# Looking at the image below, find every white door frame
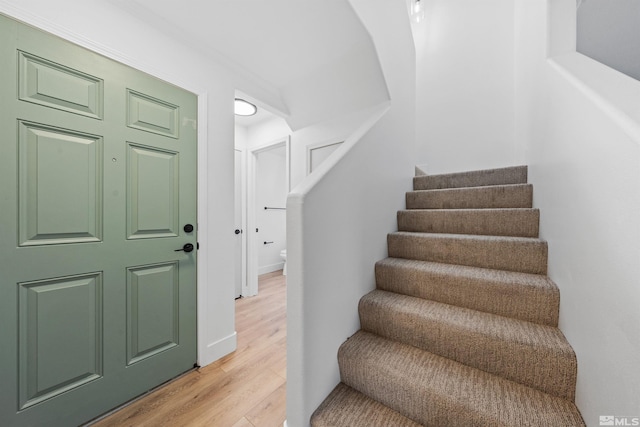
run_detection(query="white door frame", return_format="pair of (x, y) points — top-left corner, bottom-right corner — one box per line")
(234, 148), (247, 298)
(246, 136), (290, 296)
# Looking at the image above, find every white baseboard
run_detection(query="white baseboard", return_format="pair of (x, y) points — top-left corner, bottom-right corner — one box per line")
(258, 262), (284, 275)
(198, 331), (237, 367)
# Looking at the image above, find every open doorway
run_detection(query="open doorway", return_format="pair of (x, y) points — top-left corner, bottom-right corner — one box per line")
(245, 137), (290, 296)
(234, 93), (291, 297)
(255, 144), (288, 276)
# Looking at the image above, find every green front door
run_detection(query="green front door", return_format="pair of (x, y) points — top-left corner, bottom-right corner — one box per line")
(0, 15), (198, 426)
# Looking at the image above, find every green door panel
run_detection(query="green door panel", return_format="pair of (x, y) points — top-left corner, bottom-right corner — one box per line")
(18, 121), (104, 246)
(127, 262), (180, 365)
(127, 143), (180, 239)
(127, 89), (180, 138)
(18, 50), (105, 119)
(0, 13), (197, 427)
(19, 273), (104, 411)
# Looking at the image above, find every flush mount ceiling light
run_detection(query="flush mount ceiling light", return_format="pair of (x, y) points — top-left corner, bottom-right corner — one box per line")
(234, 98), (257, 116)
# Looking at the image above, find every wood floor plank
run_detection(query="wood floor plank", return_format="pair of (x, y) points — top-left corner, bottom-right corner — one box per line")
(271, 341), (288, 380)
(231, 417), (255, 427)
(246, 383), (287, 427)
(91, 272), (287, 427)
(219, 332), (287, 374)
(172, 367), (284, 426)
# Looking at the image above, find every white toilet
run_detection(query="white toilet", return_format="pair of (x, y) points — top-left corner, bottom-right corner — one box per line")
(280, 249), (287, 276)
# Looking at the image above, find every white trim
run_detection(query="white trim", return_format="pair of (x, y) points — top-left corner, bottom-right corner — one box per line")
(258, 262), (285, 276)
(234, 148), (248, 298)
(196, 93), (210, 366)
(201, 332), (238, 366)
(0, 4), (213, 366)
(549, 54), (640, 143)
(306, 139), (344, 175)
(246, 136), (291, 296)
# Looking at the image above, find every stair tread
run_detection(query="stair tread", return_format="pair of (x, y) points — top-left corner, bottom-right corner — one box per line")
(339, 331), (585, 427)
(311, 383), (422, 427)
(397, 208), (539, 237)
(414, 165), (528, 191)
(361, 289), (571, 352)
(375, 257), (559, 325)
(410, 182), (532, 193)
(376, 257), (554, 287)
(388, 232), (548, 275)
(389, 229), (546, 244)
(407, 183), (533, 209)
(391, 230), (544, 242)
(401, 207), (536, 211)
(360, 289), (576, 399)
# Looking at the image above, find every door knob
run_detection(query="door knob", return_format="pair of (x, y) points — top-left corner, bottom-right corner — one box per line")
(235, 229), (241, 235)
(175, 243), (194, 253)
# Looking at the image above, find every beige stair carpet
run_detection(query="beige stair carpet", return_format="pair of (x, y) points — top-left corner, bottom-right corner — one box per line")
(311, 166), (585, 426)
(375, 258), (560, 326)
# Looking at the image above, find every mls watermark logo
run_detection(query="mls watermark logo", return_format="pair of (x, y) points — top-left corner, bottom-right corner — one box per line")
(601, 416), (615, 426)
(600, 415), (640, 426)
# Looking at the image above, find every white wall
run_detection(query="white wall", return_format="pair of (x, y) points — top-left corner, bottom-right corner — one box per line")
(515, 0), (640, 424)
(0, 0), (240, 366)
(413, 0), (517, 174)
(256, 146), (287, 274)
(577, 0), (640, 81)
(245, 108), (381, 191)
(283, 39), (390, 130)
(246, 117), (291, 149)
(288, 105), (390, 190)
(286, 0), (416, 425)
(235, 124), (249, 150)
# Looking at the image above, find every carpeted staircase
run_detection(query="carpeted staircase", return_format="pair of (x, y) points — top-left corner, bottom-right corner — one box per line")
(311, 166), (585, 426)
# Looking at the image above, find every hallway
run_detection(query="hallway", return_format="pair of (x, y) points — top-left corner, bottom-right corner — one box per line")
(91, 272), (287, 426)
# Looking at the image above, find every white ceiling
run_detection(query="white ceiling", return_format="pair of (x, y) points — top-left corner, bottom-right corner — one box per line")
(110, 0), (388, 130)
(125, 0), (371, 88)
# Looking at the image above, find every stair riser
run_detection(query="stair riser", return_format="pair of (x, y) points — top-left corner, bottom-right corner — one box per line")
(375, 260), (559, 326)
(338, 332), (585, 427)
(388, 233), (548, 275)
(406, 184), (533, 209)
(414, 166), (528, 191)
(339, 335), (482, 426)
(397, 209), (539, 237)
(311, 384), (422, 427)
(359, 292), (577, 400)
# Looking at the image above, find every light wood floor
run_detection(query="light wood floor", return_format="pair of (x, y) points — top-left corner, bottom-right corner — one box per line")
(92, 271), (287, 427)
